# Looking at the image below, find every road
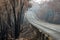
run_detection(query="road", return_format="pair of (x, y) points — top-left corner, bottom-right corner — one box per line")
(25, 1), (60, 40)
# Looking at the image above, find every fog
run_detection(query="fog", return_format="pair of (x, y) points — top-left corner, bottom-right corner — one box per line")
(27, 0), (60, 24)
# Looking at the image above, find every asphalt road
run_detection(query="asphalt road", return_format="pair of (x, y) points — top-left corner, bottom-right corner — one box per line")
(25, 1), (60, 40)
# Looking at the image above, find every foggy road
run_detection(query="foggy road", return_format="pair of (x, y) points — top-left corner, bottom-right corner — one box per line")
(25, 0), (60, 40)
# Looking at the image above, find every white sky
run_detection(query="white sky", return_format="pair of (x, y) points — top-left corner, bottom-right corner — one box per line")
(33, 0), (50, 4)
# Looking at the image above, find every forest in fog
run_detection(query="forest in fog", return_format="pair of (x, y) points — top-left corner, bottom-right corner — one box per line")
(0, 0), (60, 40)
(36, 0), (60, 24)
